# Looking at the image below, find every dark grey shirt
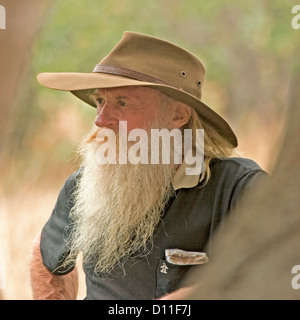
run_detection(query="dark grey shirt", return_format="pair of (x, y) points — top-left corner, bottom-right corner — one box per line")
(40, 157), (267, 299)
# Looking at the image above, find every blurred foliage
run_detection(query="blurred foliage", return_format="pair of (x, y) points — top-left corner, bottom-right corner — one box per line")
(4, 0), (299, 189)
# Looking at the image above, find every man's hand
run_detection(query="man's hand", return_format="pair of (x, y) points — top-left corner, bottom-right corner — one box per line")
(29, 232), (78, 300)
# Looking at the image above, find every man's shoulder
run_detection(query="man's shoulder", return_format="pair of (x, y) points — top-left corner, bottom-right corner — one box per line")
(212, 157), (264, 173)
(64, 167), (82, 185)
(60, 167), (82, 198)
(209, 157), (267, 184)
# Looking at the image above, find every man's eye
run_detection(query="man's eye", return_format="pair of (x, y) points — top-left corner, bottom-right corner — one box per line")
(118, 100), (126, 107)
(96, 98), (105, 105)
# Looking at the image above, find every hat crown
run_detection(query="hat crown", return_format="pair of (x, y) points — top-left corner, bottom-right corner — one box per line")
(99, 32), (206, 99)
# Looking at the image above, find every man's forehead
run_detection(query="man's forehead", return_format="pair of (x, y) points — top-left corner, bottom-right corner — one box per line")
(94, 86), (161, 99)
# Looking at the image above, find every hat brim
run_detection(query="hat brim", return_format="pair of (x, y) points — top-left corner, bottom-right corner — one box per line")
(37, 72), (238, 147)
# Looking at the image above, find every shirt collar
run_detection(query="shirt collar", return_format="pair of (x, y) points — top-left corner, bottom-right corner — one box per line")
(172, 160), (201, 190)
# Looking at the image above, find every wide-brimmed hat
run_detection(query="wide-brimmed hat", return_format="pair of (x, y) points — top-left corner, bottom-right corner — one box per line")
(37, 31), (238, 147)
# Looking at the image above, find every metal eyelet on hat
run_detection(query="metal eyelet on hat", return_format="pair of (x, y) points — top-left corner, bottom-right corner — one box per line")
(181, 71), (186, 77)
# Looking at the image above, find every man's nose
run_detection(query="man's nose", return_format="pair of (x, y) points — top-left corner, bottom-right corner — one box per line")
(94, 104), (118, 129)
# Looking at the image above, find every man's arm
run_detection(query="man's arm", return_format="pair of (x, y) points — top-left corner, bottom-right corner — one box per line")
(29, 232), (78, 300)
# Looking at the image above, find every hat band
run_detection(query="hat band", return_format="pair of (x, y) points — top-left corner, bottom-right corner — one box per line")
(93, 64), (176, 88)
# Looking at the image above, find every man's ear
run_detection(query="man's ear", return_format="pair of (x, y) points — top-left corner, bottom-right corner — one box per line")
(171, 102), (191, 128)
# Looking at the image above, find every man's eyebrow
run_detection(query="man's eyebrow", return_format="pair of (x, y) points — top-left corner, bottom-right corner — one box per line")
(91, 91), (133, 100)
(90, 90), (101, 101)
(115, 95), (132, 100)
(92, 90), (103, 97)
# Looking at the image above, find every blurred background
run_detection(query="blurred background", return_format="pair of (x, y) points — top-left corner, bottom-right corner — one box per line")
(0, 0), (298, 299)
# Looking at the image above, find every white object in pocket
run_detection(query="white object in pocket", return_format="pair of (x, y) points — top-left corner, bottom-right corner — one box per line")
(165, 248), (209, 266)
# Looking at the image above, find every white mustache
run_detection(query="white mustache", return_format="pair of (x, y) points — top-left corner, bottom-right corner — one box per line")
(93, 121), (205, 176)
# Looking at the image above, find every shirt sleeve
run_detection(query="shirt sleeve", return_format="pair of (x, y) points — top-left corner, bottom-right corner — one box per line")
(40, 170), (80, 275)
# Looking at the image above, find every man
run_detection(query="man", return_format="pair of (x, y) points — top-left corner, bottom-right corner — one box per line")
(30, 31), (267, 300)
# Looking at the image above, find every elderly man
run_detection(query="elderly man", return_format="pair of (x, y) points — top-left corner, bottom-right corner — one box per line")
(30, 32), (267, 300)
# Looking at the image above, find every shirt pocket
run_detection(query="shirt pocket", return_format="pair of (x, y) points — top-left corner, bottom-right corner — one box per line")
(155, 259), (190, 298)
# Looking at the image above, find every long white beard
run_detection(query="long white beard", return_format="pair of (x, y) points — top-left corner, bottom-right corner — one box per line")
(65, 128), (177, 275)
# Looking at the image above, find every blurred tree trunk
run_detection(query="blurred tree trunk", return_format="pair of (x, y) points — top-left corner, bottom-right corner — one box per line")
(0, 0), (50, 166)
(0, 0), (51, 300)
(186, 55), (300, 299)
